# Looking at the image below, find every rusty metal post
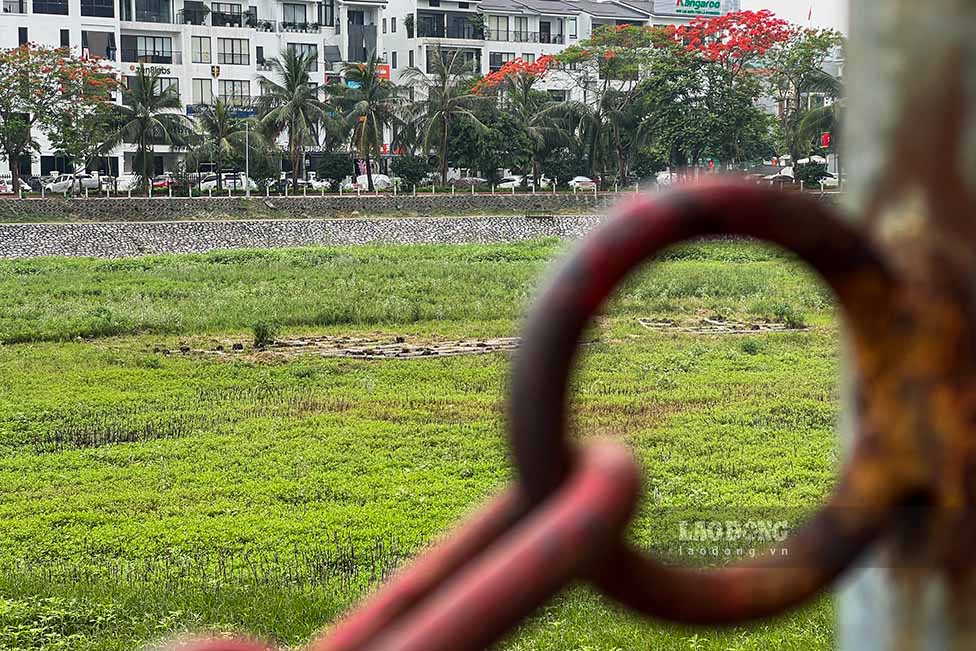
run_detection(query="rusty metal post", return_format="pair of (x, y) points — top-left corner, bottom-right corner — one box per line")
(840, 2), (976, 648)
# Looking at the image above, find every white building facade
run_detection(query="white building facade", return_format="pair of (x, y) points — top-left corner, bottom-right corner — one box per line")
(0, 0), (736, 178)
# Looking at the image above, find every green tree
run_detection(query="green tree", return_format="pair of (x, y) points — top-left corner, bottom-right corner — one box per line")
(390, 155), (430, 188)
(556, 26), (670, 181)
(102, 65), (192, 191)
(0, 43), (116, 192)
(316, 151), (352, 190)
(762, 28), (844, 162)
(187, 99), (247, 191)
(400, 46), (485, 184)
(341, 52), (400, 192)
(257, 47), (329, 190)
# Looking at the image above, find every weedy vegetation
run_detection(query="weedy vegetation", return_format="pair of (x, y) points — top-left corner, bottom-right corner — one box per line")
(0, 239), (841, 650)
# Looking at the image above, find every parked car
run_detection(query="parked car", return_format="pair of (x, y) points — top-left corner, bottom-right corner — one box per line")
(113, 174), (141, 192)
(151, 174), (175, 189)
(45, 174), (81, 193)
(453, 176), (487, 188)
(497, 176), (524, 190)
(356, 174), (393, 190)
(198, 173), (257, 192)
(568, 176), (597, 191)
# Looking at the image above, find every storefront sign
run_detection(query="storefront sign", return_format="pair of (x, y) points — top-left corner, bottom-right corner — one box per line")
(655, 0), (724, 17)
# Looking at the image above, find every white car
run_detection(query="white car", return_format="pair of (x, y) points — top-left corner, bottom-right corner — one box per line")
(497, 176), (524, 190)
(45, 174), (80, 193)
(198, 173), (257, 191)
(568, 176), (597, 191)
(356, 174), (393, 190)
(113, 174), (140, 192)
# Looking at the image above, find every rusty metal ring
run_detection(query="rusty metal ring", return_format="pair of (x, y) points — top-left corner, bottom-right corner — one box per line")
(509, 181), (921, 624)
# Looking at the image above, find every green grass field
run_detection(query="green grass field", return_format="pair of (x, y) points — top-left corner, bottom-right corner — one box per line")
(0, 240), (841, 650)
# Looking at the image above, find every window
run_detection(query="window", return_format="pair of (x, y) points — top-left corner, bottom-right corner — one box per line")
(18, 27), (27, 45)
(487, 15), (508, 40)
(211, 2), (244, 26)
(321, 0), (334, 26)
(287, 42), (317, 70)
(391, 16), (396, 32)
(124, 75), (178, 101)
(281, 2), (306, 23)
(82, 31), (116, 59)
(157, 77), (179, 98)
(191, 36), (211, 64)
(428, 0), (439, 6)
(255, 45), (264, 64)
(60, 29), (69, 47)
(489, 51), (513, 72)
(219, 79), (250, 106)
(81, 0), (113, 17)
(34, 0), (67, 14)
(568, 17), (577, 39)
(547, 89), (567, 102)
(217, 38), (249, 65)
(458, 1), (468, 6)
(391, 50), (397, 69)
(523, 53), (534, 63)
(514, 15), (528, 39)
(382, 17), (386, 33)
(192, 78), (213, 105)
(382, 50), (387, 62)
(408, 49), (414, 68)
(122, 35), (173, 63)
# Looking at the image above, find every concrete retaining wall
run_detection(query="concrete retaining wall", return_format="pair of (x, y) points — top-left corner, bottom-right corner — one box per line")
(0, 215), (608, 259)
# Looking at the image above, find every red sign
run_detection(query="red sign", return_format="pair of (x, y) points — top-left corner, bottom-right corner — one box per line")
(821, 132), (832, 148)
(376, 64), (391, 80)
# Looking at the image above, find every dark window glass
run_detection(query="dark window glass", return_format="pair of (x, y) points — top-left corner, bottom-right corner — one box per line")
(18, 27), (27, 45)
(60, 29), (69, 47)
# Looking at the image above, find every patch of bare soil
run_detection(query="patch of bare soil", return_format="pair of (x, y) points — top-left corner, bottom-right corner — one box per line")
(637, 317), (808, 335)
(162, 335), (522, 360)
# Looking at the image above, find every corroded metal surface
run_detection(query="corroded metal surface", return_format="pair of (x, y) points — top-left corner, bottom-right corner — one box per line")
(840, 1), (976, 648)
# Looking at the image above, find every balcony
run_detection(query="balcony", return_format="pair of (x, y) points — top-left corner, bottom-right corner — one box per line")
(186, 97), (259, 116)
(212, 9), (245, 26)
(176, 7), (207, 23)
(121, 49), (182, 64)
(279, 20), (321, 33)
(485, 30), (563, 44)
(127, 9), (173, 22)
(418, 24), (483, 39)
(2, 0), (27, 12)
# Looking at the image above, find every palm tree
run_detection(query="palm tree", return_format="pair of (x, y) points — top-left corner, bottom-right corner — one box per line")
(797, 71), (844, 184)
(341, 52), (400, 192)
(256, 47), (329, 190)
(504, 71), (568, 187)
(400, 46), (485, 184)
(102, 65), (192, 190)
(189, 99), (247, 191)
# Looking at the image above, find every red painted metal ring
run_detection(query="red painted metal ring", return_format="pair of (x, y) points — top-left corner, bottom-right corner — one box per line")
(508, 181), (918, 623)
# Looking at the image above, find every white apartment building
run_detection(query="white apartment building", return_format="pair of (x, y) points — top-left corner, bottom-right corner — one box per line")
(0, 0), (736, 178)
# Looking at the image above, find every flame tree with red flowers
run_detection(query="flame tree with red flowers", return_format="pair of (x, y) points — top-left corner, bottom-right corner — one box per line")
(472, 55), (564, 186)
(0, 43), (117, 193)
(673, 9), (793, 77)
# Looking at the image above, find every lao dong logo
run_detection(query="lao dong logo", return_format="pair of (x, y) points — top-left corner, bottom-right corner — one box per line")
(674, 0), (722, 15)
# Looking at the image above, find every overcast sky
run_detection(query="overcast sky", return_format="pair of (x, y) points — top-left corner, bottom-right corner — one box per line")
(741, 0), (848, 33)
